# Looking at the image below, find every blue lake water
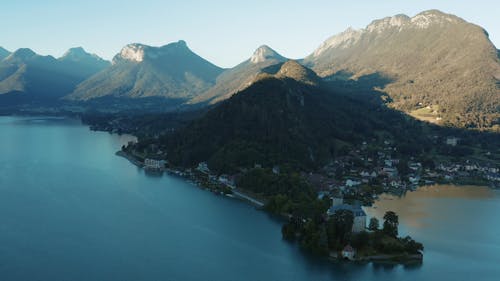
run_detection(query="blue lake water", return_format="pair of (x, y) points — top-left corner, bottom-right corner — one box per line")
(0, 116), (499, 281)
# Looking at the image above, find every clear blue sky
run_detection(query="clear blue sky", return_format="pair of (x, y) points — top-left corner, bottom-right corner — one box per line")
(1, 0), (498, 68)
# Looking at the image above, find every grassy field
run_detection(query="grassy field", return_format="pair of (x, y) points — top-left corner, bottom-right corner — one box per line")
(409, 105), (442, 124)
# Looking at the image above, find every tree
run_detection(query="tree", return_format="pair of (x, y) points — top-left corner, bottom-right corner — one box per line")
(351, 231), (370, 250)
(401, 236), (424, 254)
(368, 217), (380, 231)
(383, 211), (399, 237)
(333, 209), (354, 245)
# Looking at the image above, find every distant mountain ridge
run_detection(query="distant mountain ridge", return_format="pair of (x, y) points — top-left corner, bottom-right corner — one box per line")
(0, 47), (109, 102)
(66, 40), (223, 103)
(303, 10), (500, 129)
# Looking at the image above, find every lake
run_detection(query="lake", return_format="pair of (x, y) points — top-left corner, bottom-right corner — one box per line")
(0, 116), (499, 281)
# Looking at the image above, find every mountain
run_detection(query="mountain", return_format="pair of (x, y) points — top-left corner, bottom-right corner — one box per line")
(66, 40), (223, 104)
(165, 61), (428, 173)
(0, 47), (10, 60)
(0, 47), (109, 103)
(188, 45), (287, 105)
(58, 47), (110, 78)
(304, 10), (500, 130)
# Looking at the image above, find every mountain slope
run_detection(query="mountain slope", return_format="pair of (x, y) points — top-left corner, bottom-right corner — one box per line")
(0, 47), (10, 60)
(66, 41), (223, 103)
(188, 45), (287, 105)
(304, 10), (500, 130)
(58, 47), (110, 78)
(165, 61), (426, 172)
(0, 47), (109, 102)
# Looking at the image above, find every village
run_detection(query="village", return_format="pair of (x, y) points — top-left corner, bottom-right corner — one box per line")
(136, 135), (500, 209)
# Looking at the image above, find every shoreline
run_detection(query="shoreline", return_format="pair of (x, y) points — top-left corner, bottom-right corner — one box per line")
(115, 150), (266, 208)
(329, 253), (423, 264)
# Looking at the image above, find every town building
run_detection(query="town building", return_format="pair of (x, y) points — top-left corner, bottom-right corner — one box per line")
(327, 203), (367, 233)
(144, 158), (166, 169)
(446, 137), (460, 146)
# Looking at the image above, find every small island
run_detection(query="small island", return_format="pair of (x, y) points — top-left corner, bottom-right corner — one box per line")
(282, 207), (423, 263)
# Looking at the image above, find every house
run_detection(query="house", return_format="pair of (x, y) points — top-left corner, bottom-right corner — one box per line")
(346, 179), (361, 187)
(330, 197), (343, 206)
(272, 165), (280, 174)
(382, 167), (398, 178)
(409, 175), (420, 184)
(446, 137), (460, 146)
(486, 173), (500, 182)
(342, 245), (356, 260)
(144, 158), (166, 169)
(327, 204), (367, 233)
(360, 171), (371, 178)
(196, 162), (210, 174)
(218, 175), (235, 188)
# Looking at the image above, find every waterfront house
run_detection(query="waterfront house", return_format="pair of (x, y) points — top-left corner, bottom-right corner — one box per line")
(342, 245), (356, 260)
(144, 158), (166, 169)
(218, 175), (236, 188)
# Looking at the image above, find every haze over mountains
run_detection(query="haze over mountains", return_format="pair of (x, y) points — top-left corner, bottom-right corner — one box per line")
(0, 9), (498, 130)
(0, 47), (109, 103)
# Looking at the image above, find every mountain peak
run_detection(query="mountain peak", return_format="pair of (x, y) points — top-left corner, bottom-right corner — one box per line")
(5, 48), (38, 62)
(410, 9), (461, 28)
(116, 43), (148, 63)
(62, 47), (87, 57)
(250, 45), (285, 64)
(176, 40), (187, 47)
(276, 60), (320, 85)
(312, 27), (363, 57)
(114, 40), (192, 64)
(60, 47), (105, 62)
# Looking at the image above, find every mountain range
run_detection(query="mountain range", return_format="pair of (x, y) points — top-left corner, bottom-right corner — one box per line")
(0, 9), (498, 130)
(66, 40), (222, 105)
(0, 47), (109, 103)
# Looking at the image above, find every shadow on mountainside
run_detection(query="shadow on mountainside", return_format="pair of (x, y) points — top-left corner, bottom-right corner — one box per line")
(323, 70), (395, 106)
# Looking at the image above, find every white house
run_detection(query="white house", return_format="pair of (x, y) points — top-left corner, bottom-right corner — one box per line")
(342, 245), (356, 260)
(144, 158), (166, 169)
(196, 162), (210, 174)
(346, 179), (361, 187)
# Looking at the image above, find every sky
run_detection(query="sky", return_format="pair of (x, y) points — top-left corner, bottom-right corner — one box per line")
(1, 0), (499, 68)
